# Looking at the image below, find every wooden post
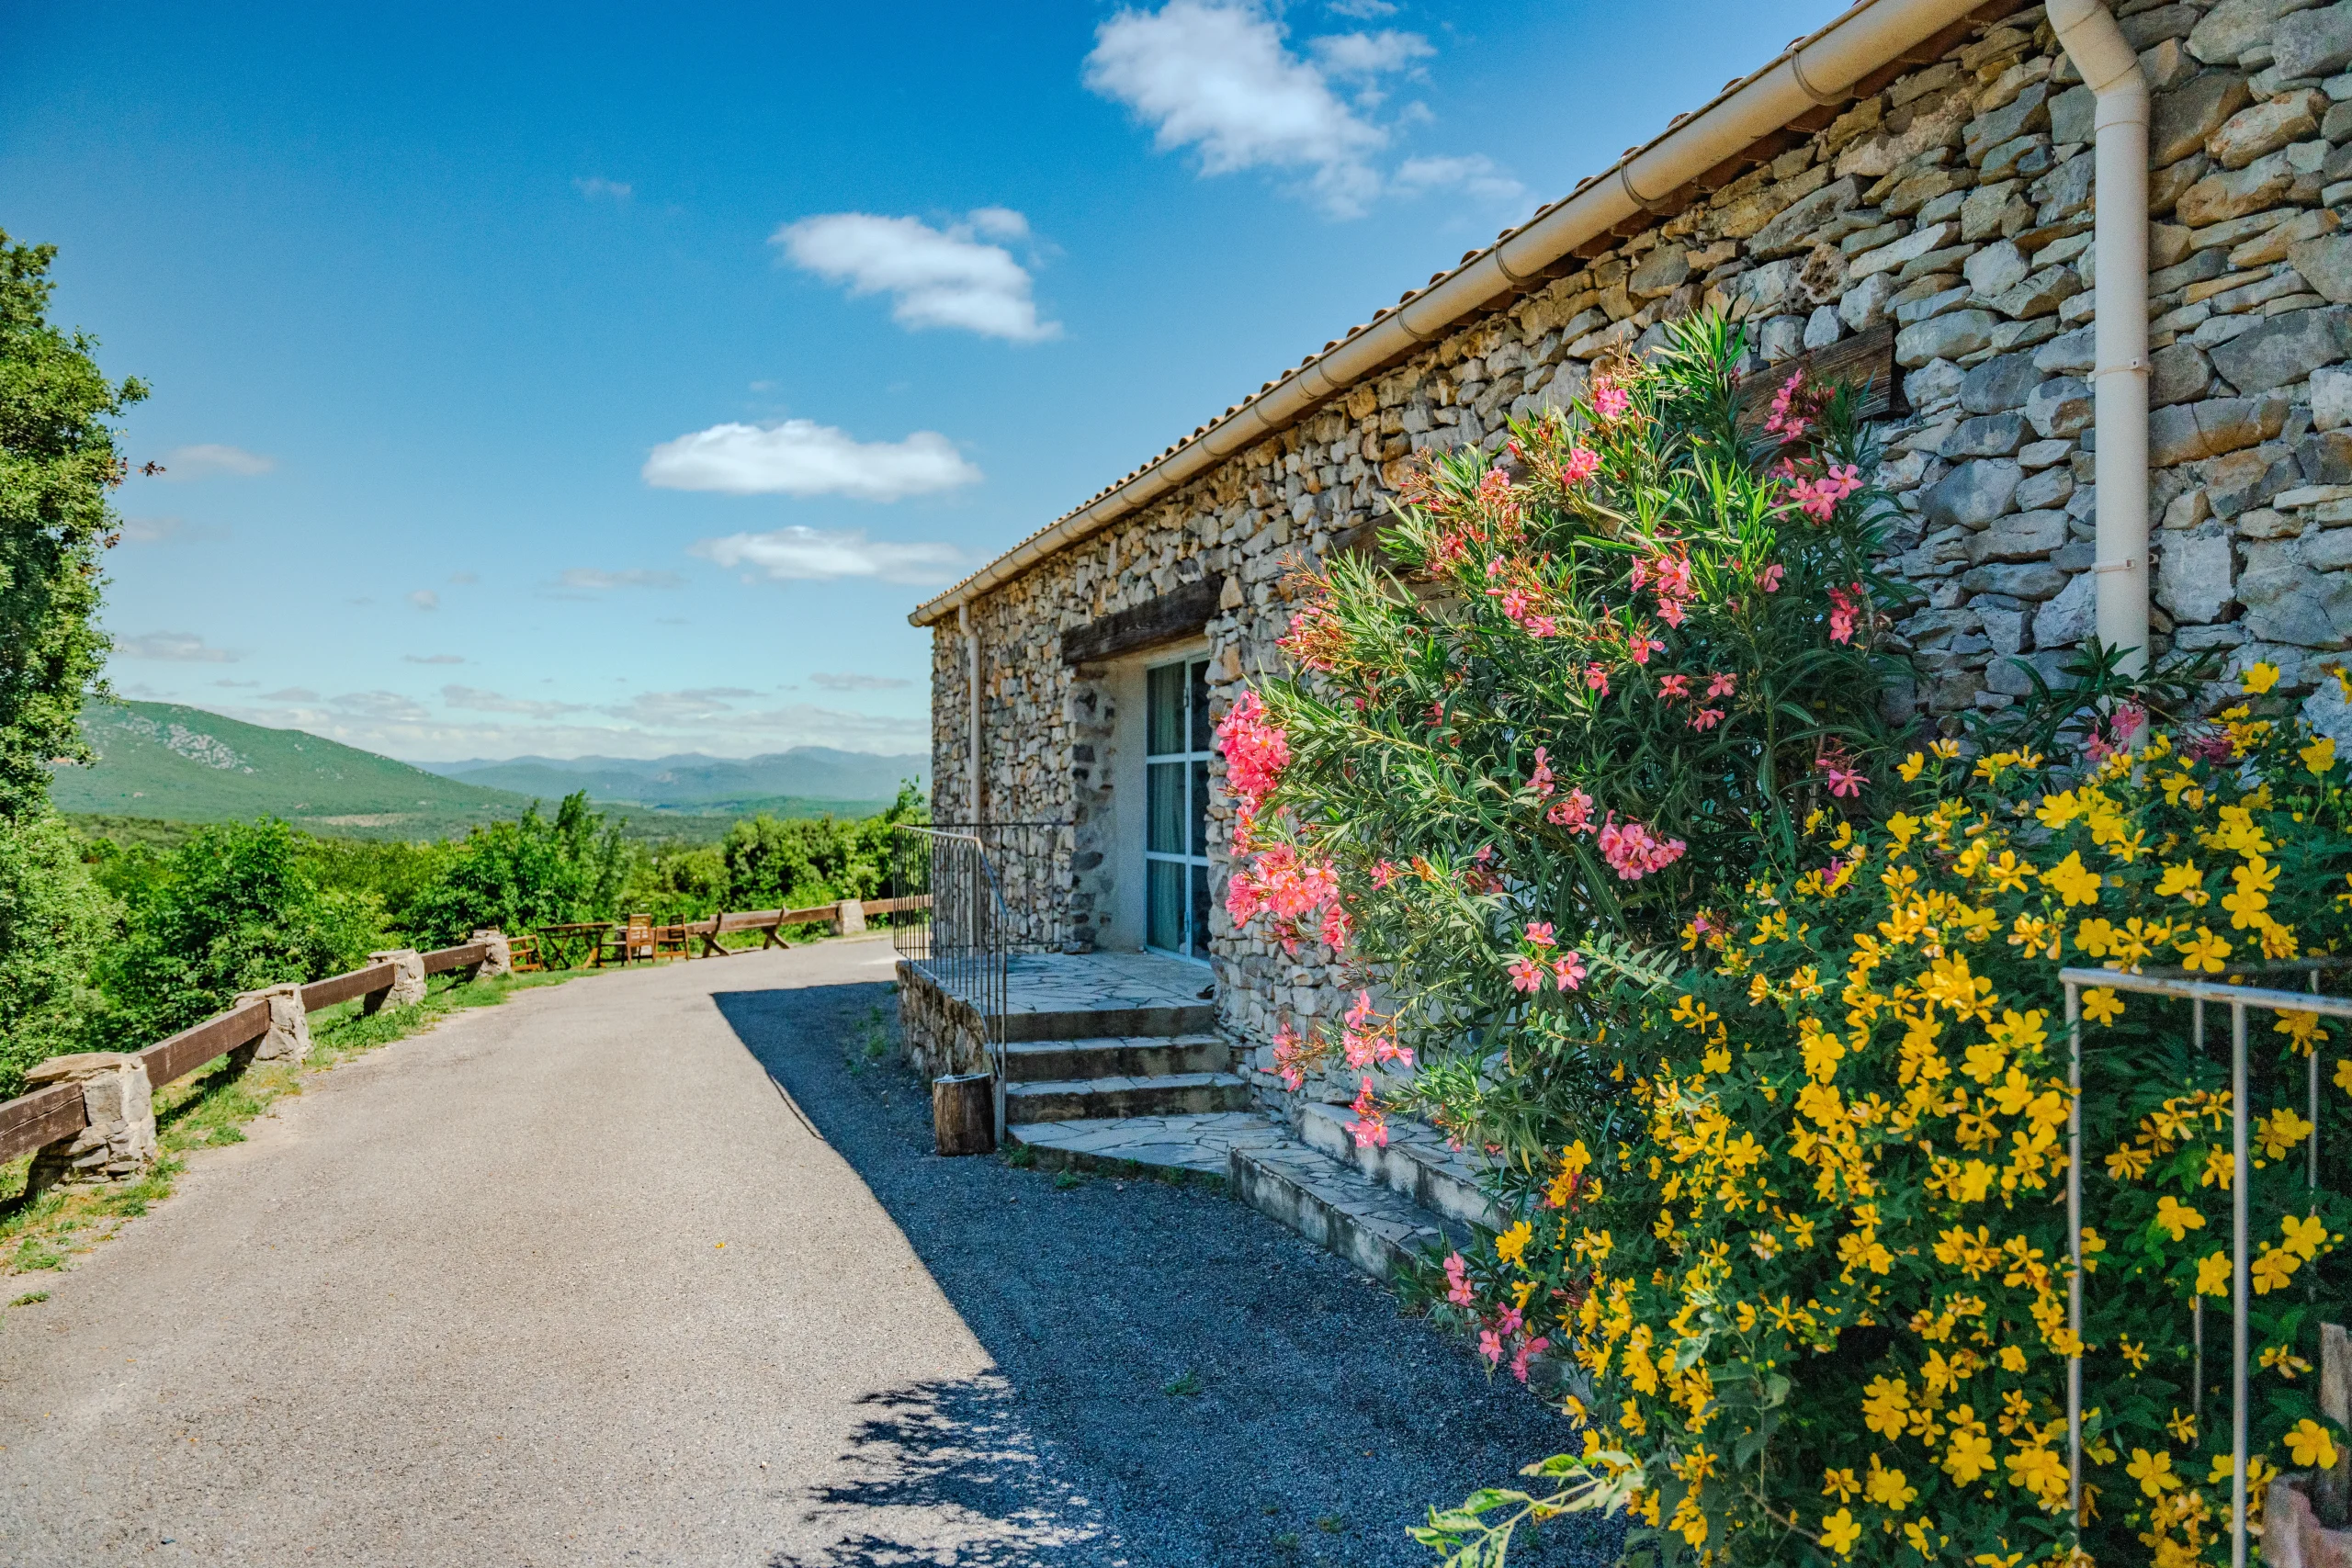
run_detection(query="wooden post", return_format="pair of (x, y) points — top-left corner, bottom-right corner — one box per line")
(933, 1072), (996, 1156)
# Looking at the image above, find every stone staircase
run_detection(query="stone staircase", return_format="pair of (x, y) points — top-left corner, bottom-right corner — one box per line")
(1227, 1101), (1496, 1280)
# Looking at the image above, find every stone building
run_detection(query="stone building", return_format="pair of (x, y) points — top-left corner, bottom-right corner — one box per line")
(902, 0), (2352, 1170)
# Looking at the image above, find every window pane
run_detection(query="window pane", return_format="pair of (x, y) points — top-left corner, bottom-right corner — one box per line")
(1148, 663), (1184, 755)
(1148, 859), (1185, 952)
(1189, 660), (1212, 751)
(1189, 863), (1211, 959)
(1148, 762), (1186, 853)
(1190, 760), (1209, 858)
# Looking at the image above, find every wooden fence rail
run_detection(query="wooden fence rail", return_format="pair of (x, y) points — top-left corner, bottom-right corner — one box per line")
(0, 899), (923, 1171)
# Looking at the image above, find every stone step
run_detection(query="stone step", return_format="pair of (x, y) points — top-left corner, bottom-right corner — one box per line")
(1228, 1138), (1469, 1281)
(1008, 1111), (1290, 1176)
(1294, 1100), (1498, 1234)
(999, 1033), (1234, 1084)
(1000, 1001), (1219, 1043)
(1002, 1071), (1253, 1123)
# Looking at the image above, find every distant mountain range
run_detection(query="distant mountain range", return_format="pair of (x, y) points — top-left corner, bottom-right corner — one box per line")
(46, 703), (927, 841)
(417, 749), (927, 816)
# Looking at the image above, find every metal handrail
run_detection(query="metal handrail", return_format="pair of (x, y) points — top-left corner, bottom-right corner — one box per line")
(2060, 963), (2351, 1568)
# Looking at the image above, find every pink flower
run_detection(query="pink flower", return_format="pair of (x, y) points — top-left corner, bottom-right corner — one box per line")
(1319, 901), (1352, 952)
(1348, 1077), (1389, 1148)
(1758, 563), (1785, 593)
(1815, 740), (1869, 799)
(1214, 692), (1290, 816)
(1370, 858), (1400, 889)
(1705, 672), (1736, 700)
(1271, 1023), (1317, 1092)
(1478, 1329), (1505, 1366)
(1524, 615), (1558, 638)
(1584, 663), (1611, 695)
(1596, 814), (1688, 881)
(1628, 634), (1665, 666)
(1511, 1336), (1550, 1383)
(1551, 952), (1587, 991)
(1443, 1251), (1476, 1308)
(1827, 582), (1862, 646)
(1227, 873), (1264, 924)
(1590, 379), (1631, 422)
(1546, 787), (1597, 834)
(1523, 920), (1555, 949)
(1506, 954), (1545, 993)
(1689, 706), (1724, 732)
(1559, 446), (1600, 485)
(1495, 1306), (1524, 1338)
(1657, 673), (1690, 700)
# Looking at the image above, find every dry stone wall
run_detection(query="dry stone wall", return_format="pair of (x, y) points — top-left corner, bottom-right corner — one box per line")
(932, 0), (2352, 1111)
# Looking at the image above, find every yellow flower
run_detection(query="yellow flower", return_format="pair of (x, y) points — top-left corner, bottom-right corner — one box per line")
(2154, 1195), (2206, 1242)
(1943, 1414), (1995, 1485)
(2042, 852), (2103, 907)
(2289, 1419), (2340, 1470)
(1905, 1518), (1938, 1556)
(2243, 660), (2282, 694)
(2129, 1448), (2181, 1497)
(1821, 1507), (1861, 1558)
(1823, 1467), (1860, 1503)
(2157, 861), (2210, 907)
(2000, 1345), (2028, 1372)
(1495, 1220), (1532, 1268)
(2083, 987), (2124, 1025)
(2178, 927), (2233, 974)
(2337, 1058), (2352, 1097)
(2283, 1212), (2331, 1260)
(2253, 1246), (2302, 1294)
(2167, 1409), (2199, 1445)
(1866, 1455), (1917, 1511)
(1898, 751), (1928, 783)
(2005, 1442), (2069, 1506)
(2197, 1251), (2232, 1297)
(1862, 1375), (1911, 1438)
(2305, 736), (2338, 775)
(2258, 1108), (2316, 1160)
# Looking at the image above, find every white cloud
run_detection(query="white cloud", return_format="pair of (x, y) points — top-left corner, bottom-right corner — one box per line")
(1325, 0), (1397, 17)
(574, 176), (632, 201)
(644, 420), (981, 501)
(691, 525), (964, 585)
(408, 590), (439, 611)
(1085, 1), (1413, 216)
(556, 567), (684, 591)
(331, 691), (432, 722)
(118, 515), (229, 545)
(115, 630), (237, 662)
(442, 685), (590, 718)
(774, 210), (1058, 342)
(263, 687), (318, 702)
(1395, 153), (1528, 206)
(811, 671), (914, 692)
(155, 444), (276, 479)
(214, 679), (259, 688)
(403, 653), (466, 665)
(1309, 28), (1431, 80)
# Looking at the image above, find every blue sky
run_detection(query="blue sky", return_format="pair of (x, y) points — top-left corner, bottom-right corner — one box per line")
(5, 0), (1839, 762)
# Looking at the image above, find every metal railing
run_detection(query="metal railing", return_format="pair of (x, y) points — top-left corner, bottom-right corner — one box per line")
(889, 822), (1071, 1140)
(2061, 959), (2352, 1568)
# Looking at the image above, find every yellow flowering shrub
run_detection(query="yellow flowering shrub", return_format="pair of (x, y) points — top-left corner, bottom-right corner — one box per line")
(1429, 671), (2352, 1568)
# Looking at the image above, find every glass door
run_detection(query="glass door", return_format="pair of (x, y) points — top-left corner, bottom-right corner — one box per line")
(1144, 656), (1212, 961)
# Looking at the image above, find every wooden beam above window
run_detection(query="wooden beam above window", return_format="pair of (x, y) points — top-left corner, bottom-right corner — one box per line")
(1060, 576), (1227, 665)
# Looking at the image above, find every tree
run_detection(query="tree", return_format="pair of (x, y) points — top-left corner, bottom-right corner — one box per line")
(101, 819), (384, 1044)
(0, 813), (118, 1097)
(0, 230), (141, 818)
(406, 793), (626, 945)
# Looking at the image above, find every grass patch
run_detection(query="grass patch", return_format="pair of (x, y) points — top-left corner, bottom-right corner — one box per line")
(9, 1290), (49, 1306)
(1003, 1142), (1037, 1169)
(0, 965), (592, 1280)
(1162, 1369), (1204, 1397)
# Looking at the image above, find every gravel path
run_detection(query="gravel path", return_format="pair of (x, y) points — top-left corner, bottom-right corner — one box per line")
(0, 936), (1605, 1567)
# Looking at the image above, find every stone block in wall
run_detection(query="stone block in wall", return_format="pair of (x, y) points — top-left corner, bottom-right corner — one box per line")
(1962, 351), (2041, 412)
(2154, 342), (2216, 406)
(2278, 1), (2352, 81)
(1747, 177), (1863, 257)
(2160, 73), (2256, 167)
(2301, 431), (2352, 481)
(1899, 310), (1999, 367)
(2154, 153), (2214, 218)
(2028, 378), (2095, 439)
(1970, 509), (2069, 564)
(2211, 306), (2352, 391)
(2291, 233), (2352, 301)
(2018, 465), (2075, 511)
(1947, 412), (2030, 457)
(2210, 443), (2303, 514)
(1925, 458), (2023, 527)
(1986, 265), (2086, 321)
(2213, 91), (2329, 168)
(2179, 150), (2301, 225)
(24, 1053), (156, 1197)
(2313, 365), (2352, 428)
(1838, 97), (1972, 182)
(2159, 521), (2238, 622)
(1962, 560), (2069, 600)
(2032, 570), (2099, 647)
(2188, 0), (2311, 67)
(2152, 394), (2290, 463)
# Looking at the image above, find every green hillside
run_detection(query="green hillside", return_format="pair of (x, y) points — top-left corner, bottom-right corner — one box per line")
(48, 702), (540, 840)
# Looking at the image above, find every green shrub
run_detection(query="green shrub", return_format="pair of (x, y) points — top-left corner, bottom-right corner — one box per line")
(0, 809), (117, 1095)
(405, 792), (624, 945)
(100, 818), (383, 1043)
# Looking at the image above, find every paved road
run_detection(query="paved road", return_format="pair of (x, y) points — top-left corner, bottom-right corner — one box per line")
(0, 937), (1598, 1567)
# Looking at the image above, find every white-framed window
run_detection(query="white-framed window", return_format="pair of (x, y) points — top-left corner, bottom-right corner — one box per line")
(1144, 655), (1212, 961)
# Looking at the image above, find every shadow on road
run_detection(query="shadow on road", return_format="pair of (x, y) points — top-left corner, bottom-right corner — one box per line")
(771, 1374), (1120, 1568)
(717, 977), (1602, 1568)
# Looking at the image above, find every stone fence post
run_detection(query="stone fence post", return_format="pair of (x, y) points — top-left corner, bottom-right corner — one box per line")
(232, 982), (312, 1066)
(469, 929), (513, 979)
(364, 948), (426, 1014)
(831, 898), (867, 937)
(25, 1053), (156, 1199)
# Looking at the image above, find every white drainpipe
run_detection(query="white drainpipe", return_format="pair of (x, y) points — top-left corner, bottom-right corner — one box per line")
(2049, 0), (2153, 675)
(959, 603), (981, 821)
